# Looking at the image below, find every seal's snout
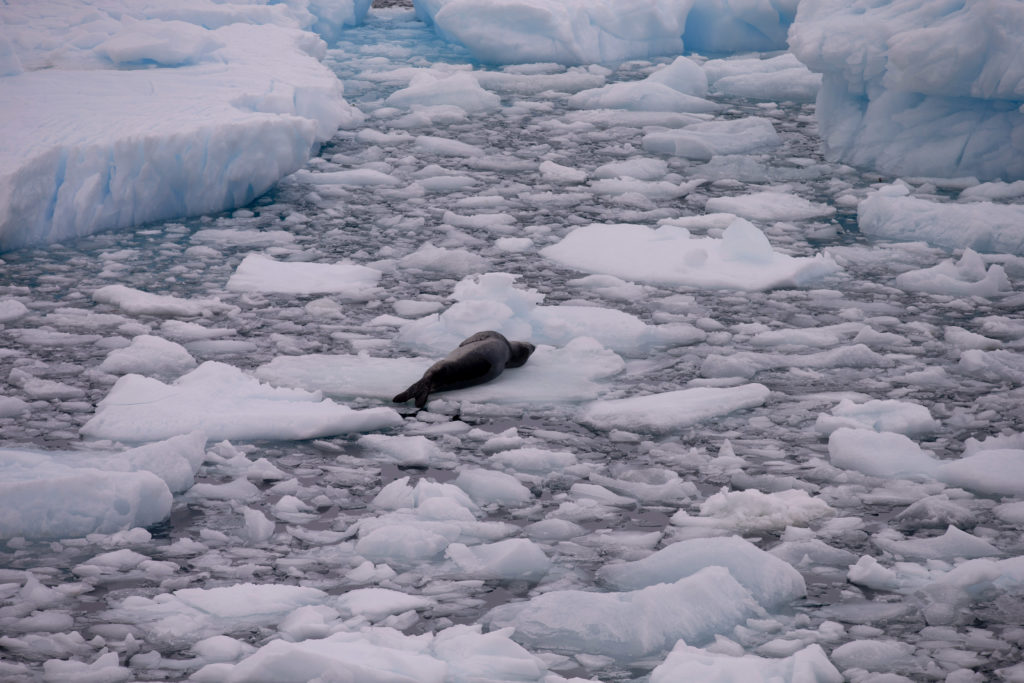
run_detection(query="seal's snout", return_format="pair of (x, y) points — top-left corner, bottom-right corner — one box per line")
(507, 341), (535, 368)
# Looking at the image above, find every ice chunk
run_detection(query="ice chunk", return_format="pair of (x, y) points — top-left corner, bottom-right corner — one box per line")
(673, 487), (834, 532)
(98, 334), (197, 379)
(385, 71), (500, 112)
(704, 53), (820, 102)
(790, 0), (1024, 181)
(422, 0), (690, 65)
(93, 284), (233, 318)
(830, 639), (914, 673)
(455, 468), (533, 506)
(827, 428), (941, 478)
(542, 221), (837, 291)
(814, 398), (938, 437)
(895, 249), (1012, 297)
(446, 538), (551, 581)
(598, 536), (805, 610)
(937, 449), (1024, 498)
(568, 81), (720, 114)
(42, 651), (130, 683)
(106, 582), (327, 646)
(650, 641), (841, 683)
(357, 435), (453, 468)
(485, 566), (766, 660)
(705, 191), (835, 222)
(335, 588), (433, 622)
(81, 361), (402, 442)
(579, 383), (770, 435)
(642, 117), (781, 160)
(859, 184), (1024, 255)
(873, 526), (1000, 561)
(226, 253), (383, 298)
(0, 12), (362, 251)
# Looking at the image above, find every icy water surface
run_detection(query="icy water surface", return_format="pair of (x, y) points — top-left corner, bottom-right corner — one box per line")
(2, 8), (1024, 682)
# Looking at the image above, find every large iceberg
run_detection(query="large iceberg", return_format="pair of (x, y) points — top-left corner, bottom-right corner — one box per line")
(789, 0), (1024, 181)
(415, 0), (799, 65)
(0, 0), (369, 251)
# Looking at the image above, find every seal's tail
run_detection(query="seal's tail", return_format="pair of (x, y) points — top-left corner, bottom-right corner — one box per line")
(393, 380), (430, 409)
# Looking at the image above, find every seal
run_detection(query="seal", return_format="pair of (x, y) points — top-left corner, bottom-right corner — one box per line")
(393, 330), (535, 409)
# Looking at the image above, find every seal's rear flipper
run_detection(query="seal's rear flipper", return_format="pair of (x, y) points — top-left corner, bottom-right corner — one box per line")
(393, 380), (430, 409)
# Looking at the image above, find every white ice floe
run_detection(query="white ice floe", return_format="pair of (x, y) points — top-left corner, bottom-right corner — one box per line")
(598, 536), (805, 610)
(704, 191), (835, 222)
(485, 566), (773, 660)
(0, 432), (204, 539)
(98, 334), (197, 380)
(580, 384), (769, 435)
(257, 336), (624, 406)
(814, 398), (939, 437)
(828, 428), (941, 479)
(394, 272), (704, 356)
(650, 641), (841, 683)
(642, 117), (781, 161)
(704, 52), (821, 102)
(790, 0), (1024, 180)
(226, 253), (383, 298)
(859, 183), (1024, 255)
(568, 57), (719, 113)
(93, 284), (234, 318)
(937, 448), (1024, 498)
(672, 487), (834, 532)
(0, 0), (367, 251)
(895, 249), (1013, 297)
(385, 71), (501, 112)
(81, 361), (402, 442)
(542, 220), (838, 291)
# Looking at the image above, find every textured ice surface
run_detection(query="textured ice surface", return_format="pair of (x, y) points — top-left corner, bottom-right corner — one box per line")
(81, 361), (403, 442)
(650, 640), (841, 683)
(542, 219), (839, 291)
(790, 0), (1024, 180)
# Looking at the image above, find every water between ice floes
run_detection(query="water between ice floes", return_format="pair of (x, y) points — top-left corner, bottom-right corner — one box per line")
(1, 7), (1023, 682)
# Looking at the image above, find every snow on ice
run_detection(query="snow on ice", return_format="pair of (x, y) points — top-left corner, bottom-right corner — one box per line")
(2, 0), (1024, 681)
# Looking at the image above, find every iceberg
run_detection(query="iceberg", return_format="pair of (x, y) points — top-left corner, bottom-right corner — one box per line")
(0, 0), (368, 251)
(790, 0), (1024, 181)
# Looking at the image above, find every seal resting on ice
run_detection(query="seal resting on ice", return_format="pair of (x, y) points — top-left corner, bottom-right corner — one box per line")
(393, 331), (535, 408)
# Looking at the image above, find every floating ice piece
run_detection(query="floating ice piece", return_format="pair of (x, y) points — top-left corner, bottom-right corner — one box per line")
(815, 399), (938, 437)
(0, 431), (204, 540)
(642, 117), (780, 161)
(937, 449), (1024, 498)
(335, 588), (433, 622)
(0, 10), (363, 251)
(292, 168), (402, 187)
(257, 337), (624, 406)
(650, 640), (841, 683)
(830, 639), (915, 674)
(598, 536), (805, 610)
(568, 81), (720, 114)
(649, 56), (709, 97)
(895, 249), (1012, 297)
(98, 334), (197, 379)
(538, 160), (587, 184)
(485, 566), (766, 660)
(827, 428), (941, 479)
(704, 191), (835, 222)
(396, 273), (702, 357)
(385, 71), (500, 112)
(446, 538), (551, 581)
(673, 487), (834, 532)
(701, 344), (891, 379)
(42, 651), (130, 683)
(958, 349), (1024, 385)
(357, 435), (453, 468)
(93, 284), (233, 318)
(0, 299), (29, 323)
(790, 0), (1024, 181)
(704, 52), (821, 102)
(542, 220), (837, 291)
(489, 447), (578, 474)
(81, 361), (402, 443)
(226, 253), (383, 298)
(873, 526), (1000, 561)
(209, 623), (547, 683)
(588, 468), (697, 504)
(397, 242), (489, 276)
(579, 384), (770, 435)
(455, 468), (533, 506)
(859, 183), (1024, 255)
(420, 0), (690, 65)
(106, 582), (327, 646)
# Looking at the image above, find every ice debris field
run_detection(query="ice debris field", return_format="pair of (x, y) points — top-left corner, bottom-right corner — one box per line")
(1, 0), (1024, 681)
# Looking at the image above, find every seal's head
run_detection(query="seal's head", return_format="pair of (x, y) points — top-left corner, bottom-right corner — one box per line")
(506, 341), (535, 368)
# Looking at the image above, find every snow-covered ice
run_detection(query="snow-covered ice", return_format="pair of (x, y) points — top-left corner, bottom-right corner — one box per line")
(2, 1), (1023, 681)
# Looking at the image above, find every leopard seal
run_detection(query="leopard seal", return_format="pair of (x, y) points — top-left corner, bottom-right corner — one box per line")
(393, 331), (535, 408)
